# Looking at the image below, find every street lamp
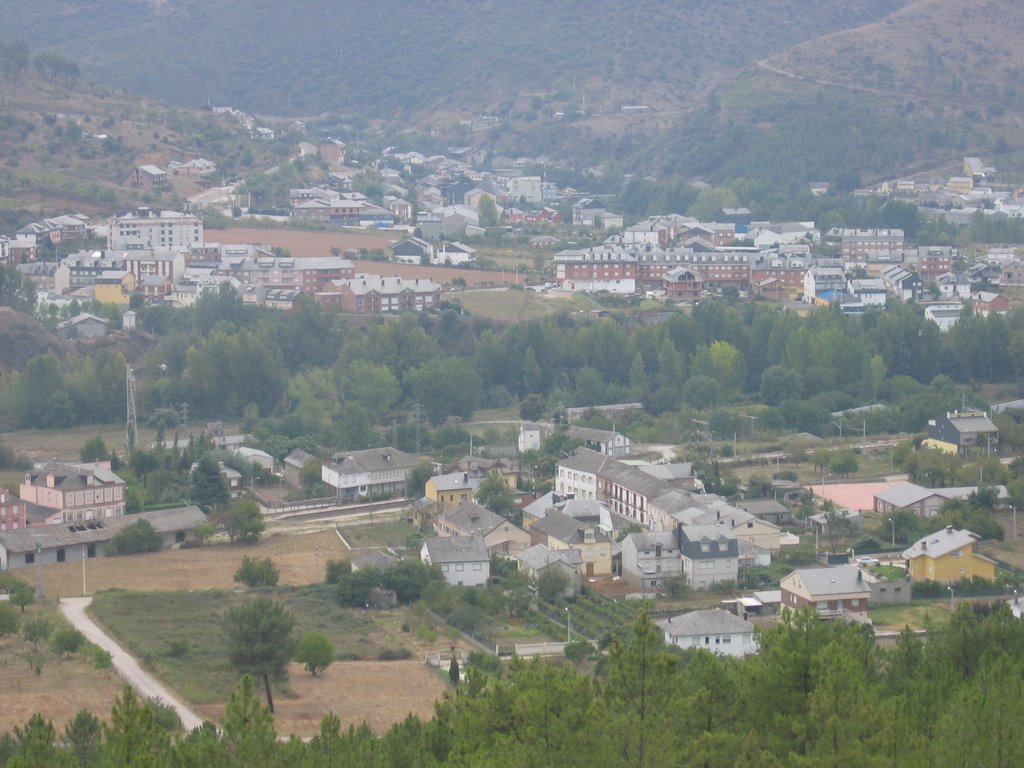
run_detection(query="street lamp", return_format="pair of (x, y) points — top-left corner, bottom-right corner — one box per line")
(1014, 506), (1017, 541)
(81, 544), (87, 597)
(888, 517), (895, 547)
(565, 606), (571, 643)
(948, 585), (955, 613)
(745, 414), (759, 440)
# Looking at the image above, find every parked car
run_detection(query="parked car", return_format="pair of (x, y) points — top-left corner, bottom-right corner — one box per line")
(856, 556), (880, 566)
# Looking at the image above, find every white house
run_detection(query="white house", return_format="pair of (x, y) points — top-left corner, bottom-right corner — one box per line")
(421, 535), (490, 586)
(655, 608), (758, 657)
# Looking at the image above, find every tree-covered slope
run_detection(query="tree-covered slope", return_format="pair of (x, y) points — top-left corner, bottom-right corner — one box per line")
(6, 0), (909, 120)
(654, 0), (1024, 185)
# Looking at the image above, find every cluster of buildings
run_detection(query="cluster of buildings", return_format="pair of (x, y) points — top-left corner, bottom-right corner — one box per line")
(0, 459), (204, 570)
(548, 212), (1013, 330)
(2, 207), (448, 321)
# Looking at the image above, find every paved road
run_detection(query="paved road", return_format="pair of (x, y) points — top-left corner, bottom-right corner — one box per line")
(60, 597), (205, 731)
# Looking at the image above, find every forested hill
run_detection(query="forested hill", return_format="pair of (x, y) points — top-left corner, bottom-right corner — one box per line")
(7, 0), (908, 120)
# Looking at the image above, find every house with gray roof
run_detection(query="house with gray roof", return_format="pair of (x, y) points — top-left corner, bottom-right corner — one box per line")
(780, 565), (870, 620)
(350, 549), (400, 572)
(283, 449), (318, 490)
(566, 425), (630, 458)
(925, 410), (998, 457)
(56, 313), (109, 340)
(0, 506), (205, 570)
(515, 543), (582, 595)
(421, 535), (490, 586)
(437, 501), (530, 555)
(873, 481), (1008, 518)
(678, 524), (739, 590)
(621, 531), (681, 591)
(322, 447), (421, 501)
(656, 608), (758, 657)
(529, 509), (612, 576)
(20, 461), (126, 524)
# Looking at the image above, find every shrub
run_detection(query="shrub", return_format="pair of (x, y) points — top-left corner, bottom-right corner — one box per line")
(295, 632), (334, 676)
(234, 556), (279, 588)
(107, 519), (162, 556)
(52, 627), (86, 657)
(148, 698), (181, 732)
(166, 640), (190, 658)
(325, 559), (351, 584)
(377, 647), (413, 661)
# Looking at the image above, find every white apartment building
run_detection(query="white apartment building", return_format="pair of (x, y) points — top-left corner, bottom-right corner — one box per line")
(108, 208), (203, 250)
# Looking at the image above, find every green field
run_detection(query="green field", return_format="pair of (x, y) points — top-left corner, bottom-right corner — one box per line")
(868, 601), (950, 632)
(88, 586), (408, 705)
(454, 289), (602, 321)
(340, 521), (418, 549)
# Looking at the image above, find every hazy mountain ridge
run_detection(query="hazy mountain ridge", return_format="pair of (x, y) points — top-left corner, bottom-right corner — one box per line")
(7, 0), (910, 120)
(7, 0), (1022, 185)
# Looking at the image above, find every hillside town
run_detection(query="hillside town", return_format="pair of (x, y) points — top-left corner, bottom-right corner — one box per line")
(1, 151), (1022, 335)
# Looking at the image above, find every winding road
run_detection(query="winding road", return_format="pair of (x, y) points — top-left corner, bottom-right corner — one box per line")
(59, 597), (205, 731)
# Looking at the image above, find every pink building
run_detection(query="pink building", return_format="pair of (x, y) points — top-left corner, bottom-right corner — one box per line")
(19, 462), (126, 523)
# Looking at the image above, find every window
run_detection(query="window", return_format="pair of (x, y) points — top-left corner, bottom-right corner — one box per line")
(25, 552), (34, 565)
(175, 531), (185, 543)
(56, 548), (66, 563)
(473, 563), (482, 571)
(87, 544), (96, 558)
(455, 563), (464, 572)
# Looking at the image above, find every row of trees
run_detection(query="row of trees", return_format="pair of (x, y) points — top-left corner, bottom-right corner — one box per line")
(4, 284), (1024, 454)
(6, 604), (1024, 766)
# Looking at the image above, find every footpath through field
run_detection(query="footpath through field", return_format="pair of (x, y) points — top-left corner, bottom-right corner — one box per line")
(60, 597), (204, 730)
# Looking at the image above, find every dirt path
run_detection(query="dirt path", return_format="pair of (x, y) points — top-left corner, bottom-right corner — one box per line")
(60, 597), (204, 731)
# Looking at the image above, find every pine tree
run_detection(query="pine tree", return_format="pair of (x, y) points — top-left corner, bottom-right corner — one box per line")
(223, 675), (278, 766)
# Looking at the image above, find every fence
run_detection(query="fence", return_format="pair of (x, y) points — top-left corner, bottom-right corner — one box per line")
(513, 641), (568, 657)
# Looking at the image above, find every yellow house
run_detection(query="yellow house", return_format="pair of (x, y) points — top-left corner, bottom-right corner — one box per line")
(902, 525), (996, 583)
(530, 509), (613, 577)
(94, 270), (136, 305)
(425, 471), (480, 517)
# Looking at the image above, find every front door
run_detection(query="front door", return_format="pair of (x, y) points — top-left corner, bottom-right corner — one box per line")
(586, 563), (594, 577)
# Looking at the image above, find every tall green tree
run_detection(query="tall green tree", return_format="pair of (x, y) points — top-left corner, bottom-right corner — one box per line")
(600, 606), (681, 768)
(189, 454), (229, 511)
(101, 687), (169, 768)
(224, 599), (296, 712)
(222, 674), (278, 765)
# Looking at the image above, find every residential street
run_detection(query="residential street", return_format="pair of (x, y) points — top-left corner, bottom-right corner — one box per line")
(59, 597), (205, 731)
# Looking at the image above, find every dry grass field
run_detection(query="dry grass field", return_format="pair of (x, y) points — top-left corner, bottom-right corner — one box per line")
(0, 610), (127, 734)
(195, 661), (449, 736)
(0, 424), (157, 464)
(37, 528), (347, 598)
